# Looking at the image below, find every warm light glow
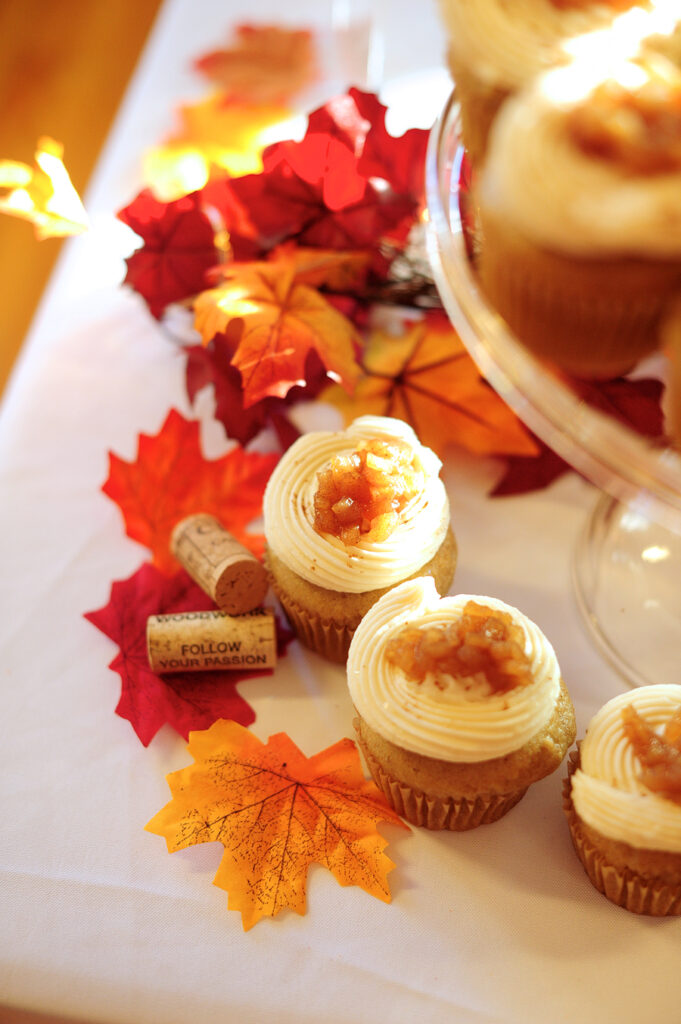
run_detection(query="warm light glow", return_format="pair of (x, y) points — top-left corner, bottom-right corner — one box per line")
(642, 544), (671, 563)
(545, 0), (681, 106)
(143, 96), (297, 202)
(0, 137), (88, 239)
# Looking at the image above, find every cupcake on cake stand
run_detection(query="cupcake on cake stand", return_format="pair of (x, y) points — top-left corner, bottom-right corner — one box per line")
(425, 88), (681, 690)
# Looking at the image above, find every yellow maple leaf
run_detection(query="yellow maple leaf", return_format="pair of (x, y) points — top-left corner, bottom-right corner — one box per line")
(324, 311), (539, 459)
(146, 719), (407, 930)
(0, 136), (88, 239)
(144, 95), (295, 200)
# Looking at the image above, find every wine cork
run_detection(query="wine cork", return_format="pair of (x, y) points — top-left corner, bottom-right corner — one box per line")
(146, 607), (276, 674)
(171, 513), (268, 614)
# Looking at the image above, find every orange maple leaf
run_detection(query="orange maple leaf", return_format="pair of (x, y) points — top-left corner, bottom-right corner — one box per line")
(102, 409), (278, 573)
(194, 24), (318, 105)
(0, 136), (88, 239)
(146, 720), (407, 930)
(194, 249), (363, 406)
(324, 310), (539, 458)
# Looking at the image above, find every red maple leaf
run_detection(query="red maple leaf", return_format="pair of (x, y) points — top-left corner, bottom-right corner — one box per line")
(117, 189), (219, 318)
(84, 563), (292, 746)
(492, 376), (665, 496)
(184, 327), (328, 447)
(102, 409), (278, 571)
(307, 89), (428, 203)
(229, 131), (413, 252)
(347, 89), (428, 204)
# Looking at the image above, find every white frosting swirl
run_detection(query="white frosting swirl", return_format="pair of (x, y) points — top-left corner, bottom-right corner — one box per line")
(347, 577), (561, 762)
(263, 416), (450, 593)
(479, 5), (681, 256)
(572, 684), (681, 853)
(438, 0), (641, 89)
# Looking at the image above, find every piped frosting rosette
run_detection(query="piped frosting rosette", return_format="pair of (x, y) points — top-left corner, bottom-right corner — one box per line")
(263, 416), (450, 594)
(571, 685), (681, 853)
(438, 0), (648, 90)
(480, 2), (681, 257)
(347, 576), (561, 763)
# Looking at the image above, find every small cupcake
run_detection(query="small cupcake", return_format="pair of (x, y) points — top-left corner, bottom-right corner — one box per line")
(476, 37), (681, 378)
(564, 684), (681, 915)
(263, 416), (456, 663)
(436, 0), (649, 165)
(347, 576), (575, 830)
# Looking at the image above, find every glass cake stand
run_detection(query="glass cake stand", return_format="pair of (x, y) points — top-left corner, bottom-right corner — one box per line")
(424, 88), (681, 689)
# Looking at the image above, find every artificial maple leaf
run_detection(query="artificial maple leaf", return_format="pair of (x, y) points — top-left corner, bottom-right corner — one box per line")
(146, 719), (407, 929)
(307, 89), (428, 205)
(117, 189), (219, 318)
(102, 409), (278, 572)
(229, 131), (414, 252)
(325, 310), (538, 458)
(492, 376), (665, 497)
(143, 94), (293, 201)
(194, 24), (317, 105)
(85, 564), (292, 746)
(193, 252), (362, 406)
(491, 439), (572, 497)
(0, 136), (88, 239)
(185, 323), (330, 446)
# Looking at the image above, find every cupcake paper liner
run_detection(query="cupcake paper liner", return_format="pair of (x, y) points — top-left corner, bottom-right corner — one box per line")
(269, 578), (354, 664)
(563, 749), (681, 916)
(360, 741), (527, 831)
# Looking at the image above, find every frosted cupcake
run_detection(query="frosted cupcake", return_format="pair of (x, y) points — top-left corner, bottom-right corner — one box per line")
(564, 684), (681, 915)
(347, 576), (575, 830)
(436, 0), (650, 165)
(476, 34), (681, 378)
(263, 416), (456, 663)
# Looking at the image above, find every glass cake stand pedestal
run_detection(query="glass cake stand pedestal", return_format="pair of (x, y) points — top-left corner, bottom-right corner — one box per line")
(425, 89), (681, 689)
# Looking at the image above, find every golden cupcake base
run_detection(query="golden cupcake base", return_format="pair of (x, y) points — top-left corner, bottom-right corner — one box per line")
(563, 748), (681, 916)
(265, 527), (457, 664)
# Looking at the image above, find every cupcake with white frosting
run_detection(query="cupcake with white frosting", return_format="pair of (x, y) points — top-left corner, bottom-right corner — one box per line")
(564, 684), (681, 915)
(476, 15), (681, 377)
(437, 0), (651, 165)
(347, 576), (575, 829)
(263, 416), (456, 663)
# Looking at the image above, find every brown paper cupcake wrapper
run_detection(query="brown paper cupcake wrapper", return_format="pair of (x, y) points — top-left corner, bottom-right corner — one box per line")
(360, 741), (527, 831)
(563, 749), (681, 916)
(269, 580), (355, 664)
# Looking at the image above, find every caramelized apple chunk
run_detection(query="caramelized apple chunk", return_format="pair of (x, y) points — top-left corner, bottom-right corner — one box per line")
(622, 704), (681, 806)
(313, 438), (424, 546)
(385, 600), (533, 694)
(567, 58), (681, 174)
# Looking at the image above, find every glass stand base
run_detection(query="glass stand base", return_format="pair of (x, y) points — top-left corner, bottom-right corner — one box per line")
(572, 492), (681, 688)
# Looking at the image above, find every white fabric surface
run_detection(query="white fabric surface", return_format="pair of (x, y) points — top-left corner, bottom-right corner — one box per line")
(1, 2), (679, 1022)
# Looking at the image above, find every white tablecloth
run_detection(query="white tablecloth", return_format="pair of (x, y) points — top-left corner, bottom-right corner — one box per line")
(1, 3), (678, 1022)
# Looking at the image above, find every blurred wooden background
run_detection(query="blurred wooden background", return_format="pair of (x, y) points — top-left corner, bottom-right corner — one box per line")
(0, 0), (163, 401)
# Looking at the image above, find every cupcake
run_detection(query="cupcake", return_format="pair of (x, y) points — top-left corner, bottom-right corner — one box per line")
(347, 576), (576, 830)
(564, 684), (681, 915)
(436, 0), (650, 165)
(263, 416), (456, 663)
(476, 29), (681, 378)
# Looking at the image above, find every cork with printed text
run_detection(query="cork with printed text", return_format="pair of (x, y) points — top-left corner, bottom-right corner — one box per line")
(146, 607), (277, 673)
